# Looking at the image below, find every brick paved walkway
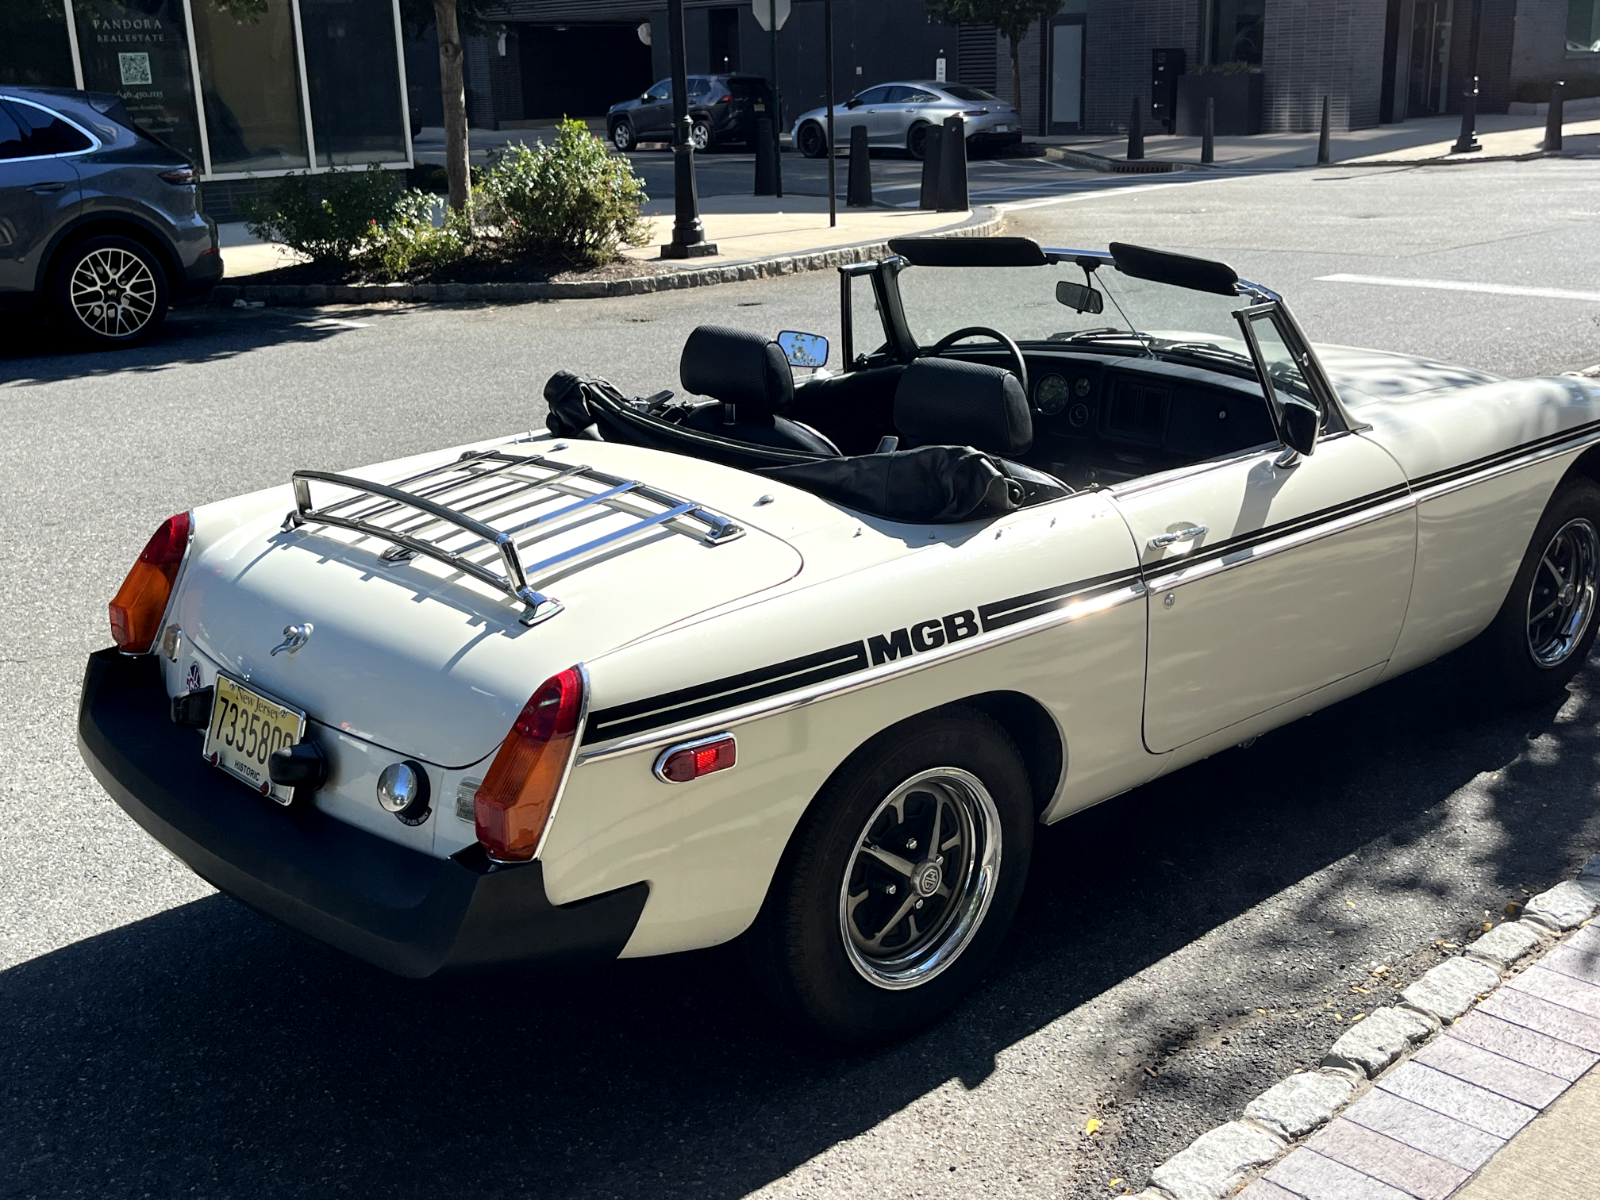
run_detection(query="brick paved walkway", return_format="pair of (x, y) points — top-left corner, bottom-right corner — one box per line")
(1240, 924), (1600, 1200)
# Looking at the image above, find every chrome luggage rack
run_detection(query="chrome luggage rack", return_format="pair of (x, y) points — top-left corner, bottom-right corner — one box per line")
(283, 446), (745, 626)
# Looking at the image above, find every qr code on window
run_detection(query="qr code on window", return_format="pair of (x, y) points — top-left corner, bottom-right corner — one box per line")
(118, 53), (152, 87)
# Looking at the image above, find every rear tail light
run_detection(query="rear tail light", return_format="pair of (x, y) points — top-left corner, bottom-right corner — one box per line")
(158, 166), (197, 185)
(474, 667), (585, 861)
(716, 93), (734, 103)
(957, 109), (990, 117)
(108, 512), (191, 653)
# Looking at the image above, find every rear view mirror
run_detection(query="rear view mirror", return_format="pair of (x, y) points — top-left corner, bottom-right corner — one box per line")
(777, 330), (828, 369)
(1055, 281), (1104, 314)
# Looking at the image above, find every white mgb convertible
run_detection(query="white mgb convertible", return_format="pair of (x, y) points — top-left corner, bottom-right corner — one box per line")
(81, 237), (1600, 1041)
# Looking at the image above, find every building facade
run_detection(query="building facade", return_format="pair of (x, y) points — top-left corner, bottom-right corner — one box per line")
(2, 0), (414, 191)
(448, 0), (1600, 136)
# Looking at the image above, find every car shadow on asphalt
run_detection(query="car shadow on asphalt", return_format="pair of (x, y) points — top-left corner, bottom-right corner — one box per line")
(5, 656), (1599, 1198)
(0, 306), (379, 385)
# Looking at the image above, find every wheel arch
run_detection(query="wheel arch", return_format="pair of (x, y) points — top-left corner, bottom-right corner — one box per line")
(1563, 444), (1600, 491)
(39, 213), (182, 299)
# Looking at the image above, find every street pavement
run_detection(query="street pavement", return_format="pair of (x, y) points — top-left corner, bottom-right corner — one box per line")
(3, 160), (1600, 1199)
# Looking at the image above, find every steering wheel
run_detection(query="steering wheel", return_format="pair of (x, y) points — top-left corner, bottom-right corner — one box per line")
(928, 326), (1029, 399)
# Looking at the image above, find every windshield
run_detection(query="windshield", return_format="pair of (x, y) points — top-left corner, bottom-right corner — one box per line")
(894, 260), (1257, 370)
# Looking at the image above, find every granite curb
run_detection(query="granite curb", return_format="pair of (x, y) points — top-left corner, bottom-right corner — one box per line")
(1126, 854), (1600, 1200)
(211, 208), (1002, 309)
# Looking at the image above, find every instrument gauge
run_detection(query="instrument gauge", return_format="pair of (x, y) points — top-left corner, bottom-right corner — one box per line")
(1035, 373), (1070, 415)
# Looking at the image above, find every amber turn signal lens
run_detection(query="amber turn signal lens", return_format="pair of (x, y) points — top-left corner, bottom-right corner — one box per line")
(474, 667), (584, 862)
(108, 512), (191, 654)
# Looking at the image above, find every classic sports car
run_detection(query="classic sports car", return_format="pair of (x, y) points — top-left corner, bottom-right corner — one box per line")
(80, 237), (1600, 1042)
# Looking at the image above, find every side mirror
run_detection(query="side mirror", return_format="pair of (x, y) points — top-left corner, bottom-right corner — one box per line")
(1055, 280), (1104, 315)
(1279, 394), (1319, 457)
(845, 97), (863, 109)
(777, 330), (828, 369)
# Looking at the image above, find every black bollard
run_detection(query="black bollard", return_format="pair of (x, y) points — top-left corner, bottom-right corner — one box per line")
(919, 125), (944, 210)
(1317, 95), (1331, 165)
(1544, 80), (1565, 152)
(846, 123), (872, 207)
(936, 114), (968, 210)
(1127, 96), (1144, 161)
(754, 118), (777, 195)
(1201, 96), (1214, 164)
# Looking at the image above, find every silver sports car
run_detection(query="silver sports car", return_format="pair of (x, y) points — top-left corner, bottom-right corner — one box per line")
(790, 81), (1023, 160)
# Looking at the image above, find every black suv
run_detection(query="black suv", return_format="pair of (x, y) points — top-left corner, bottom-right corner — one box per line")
(608, 74), (773, 152)
(0, 87), (221, 348)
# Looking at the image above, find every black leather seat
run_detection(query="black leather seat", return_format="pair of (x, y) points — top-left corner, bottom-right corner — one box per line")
(678, 326), (839, 455)
(894, 357), (1068, 499)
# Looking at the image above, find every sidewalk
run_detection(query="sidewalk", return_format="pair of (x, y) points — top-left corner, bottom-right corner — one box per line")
(1039, 108), (1600, 172)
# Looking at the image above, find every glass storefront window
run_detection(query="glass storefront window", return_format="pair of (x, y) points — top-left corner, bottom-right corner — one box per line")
(192, 0), (310, 172)
(73, 0), (203, 162)
(1, 1), (77, 87)
(1207, 0), (1266, 66)
(1570, 0), (1600, 53)
(299, 0), (407, 166)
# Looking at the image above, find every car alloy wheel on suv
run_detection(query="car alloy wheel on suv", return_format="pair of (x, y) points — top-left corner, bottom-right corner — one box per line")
(54, 233), (168, 346)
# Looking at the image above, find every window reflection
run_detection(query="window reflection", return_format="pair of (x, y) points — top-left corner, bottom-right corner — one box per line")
(300, 0), (406, 166)
(72, 0), (202, 162)
(192, 0), (309, 173)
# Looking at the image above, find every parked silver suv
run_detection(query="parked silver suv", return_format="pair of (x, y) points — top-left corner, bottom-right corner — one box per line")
(0, 87), (221, 348)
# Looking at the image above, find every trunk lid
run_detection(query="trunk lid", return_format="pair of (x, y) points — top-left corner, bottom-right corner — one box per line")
(176, 441), (806, 766)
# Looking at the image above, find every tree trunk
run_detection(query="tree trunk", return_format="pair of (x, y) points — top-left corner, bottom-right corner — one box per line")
(1009, 34), (1022, 122)
(432, 0), (470, 211)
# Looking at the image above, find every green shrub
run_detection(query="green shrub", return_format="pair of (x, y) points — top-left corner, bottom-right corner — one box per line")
(476, 119), (650, 266)
(358, 190), (474, 280)
(244, 164), (403, 265)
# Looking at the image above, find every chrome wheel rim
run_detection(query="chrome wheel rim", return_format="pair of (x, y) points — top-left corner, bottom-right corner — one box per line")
(1527, 517), (1600, 667)
(613, 124), (631, 150)
(690, 123), (710, 150)
(838, 767), (1001, 990)
(69, 247), (157, 339)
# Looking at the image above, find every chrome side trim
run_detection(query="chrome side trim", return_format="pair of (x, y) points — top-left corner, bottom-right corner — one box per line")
(1410, 425), (1600, 504)
(577, 580), (1147, 765)
(1145, 492), (1416, 594)
(652, 732), (736, 783)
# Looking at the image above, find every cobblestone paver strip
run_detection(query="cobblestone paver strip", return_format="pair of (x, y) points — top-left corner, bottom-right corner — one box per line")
(1144, 854), (1600, 1200)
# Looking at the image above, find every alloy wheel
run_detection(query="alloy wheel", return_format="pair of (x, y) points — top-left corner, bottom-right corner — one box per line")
(68, 247), (157, 340)
(1526, 517), (1600, 667)
(837, 767), (1001, 990)
(690, 121), (711, 151)
(612, 122), (633, 151)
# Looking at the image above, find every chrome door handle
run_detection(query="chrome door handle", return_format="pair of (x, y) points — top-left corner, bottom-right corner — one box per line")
(1148, 524), (1208, 549)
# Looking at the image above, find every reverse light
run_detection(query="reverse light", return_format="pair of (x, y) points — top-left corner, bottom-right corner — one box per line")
(474, 667), (585, 861)
(109, 512), (191, 653)
(653, 734), (736, 783)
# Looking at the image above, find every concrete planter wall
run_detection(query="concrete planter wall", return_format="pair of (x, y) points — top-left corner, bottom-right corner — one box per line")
(1175, 73), (1264, 136)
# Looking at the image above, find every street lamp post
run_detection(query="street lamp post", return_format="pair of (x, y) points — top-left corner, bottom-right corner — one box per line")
(1451, 0), (1485, 154)
(662, 0), (716, 258)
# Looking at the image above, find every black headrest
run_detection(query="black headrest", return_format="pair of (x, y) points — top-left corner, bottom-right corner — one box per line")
(679, 325), (794, 416)
(893, 357), (1032, 456)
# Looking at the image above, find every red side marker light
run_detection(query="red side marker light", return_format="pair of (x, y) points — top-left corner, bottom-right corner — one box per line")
(654, 735), (736, 783)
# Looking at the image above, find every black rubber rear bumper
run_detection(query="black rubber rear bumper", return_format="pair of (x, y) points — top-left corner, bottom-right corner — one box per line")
(77, 649), (649, 978)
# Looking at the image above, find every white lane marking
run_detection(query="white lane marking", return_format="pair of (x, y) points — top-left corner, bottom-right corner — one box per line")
(1317, 274), (1600, 303)
(304, 317), (372, 328)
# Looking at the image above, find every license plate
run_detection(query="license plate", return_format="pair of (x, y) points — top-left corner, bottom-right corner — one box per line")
(753, 103), (766, 111)
(203, 674), (306, 805)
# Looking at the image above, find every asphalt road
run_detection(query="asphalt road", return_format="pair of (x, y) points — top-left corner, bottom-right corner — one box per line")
(4, 160), (1600, 1200)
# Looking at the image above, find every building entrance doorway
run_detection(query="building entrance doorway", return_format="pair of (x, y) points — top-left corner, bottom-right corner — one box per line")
(1408, 0), (1454, 115)
(1047, 14), (1084, 134)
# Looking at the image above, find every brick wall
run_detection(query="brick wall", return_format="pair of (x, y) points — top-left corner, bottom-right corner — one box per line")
(1081, 0), (1199, 134)
(1510, 0), (1600, 100)
(1260, 0), (1387, 131)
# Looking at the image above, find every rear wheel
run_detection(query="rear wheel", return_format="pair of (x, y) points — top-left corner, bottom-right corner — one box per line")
(51, 234), (168, 348)
(744, 708), (1034, 1043)
(611, 118), (635, 152)
(1473, 476), (1600, 705)
(689, 117), (713, 151)
(797, 120), (827, 158)
(907, 121), (931, 160)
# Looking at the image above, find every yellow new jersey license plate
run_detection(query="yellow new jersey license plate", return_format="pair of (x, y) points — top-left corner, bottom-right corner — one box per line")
(203, 675), (306, 805)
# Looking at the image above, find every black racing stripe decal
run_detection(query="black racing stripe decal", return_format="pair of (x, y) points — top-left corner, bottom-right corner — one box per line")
(585, 641), (870, 743)
(978, 568), (1143, 632)
(1408, 417), (1600, 492)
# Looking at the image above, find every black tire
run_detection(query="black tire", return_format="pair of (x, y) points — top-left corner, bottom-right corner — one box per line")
(797, 120), (827, 159)
(690, 117), (713, 152)
(611, 118), (635, 152)
(1472, 476), (1600, 706)
(744, 707), (1034, 1044)
(907, 121), (930, 160)
(51, 234), (169, 349)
